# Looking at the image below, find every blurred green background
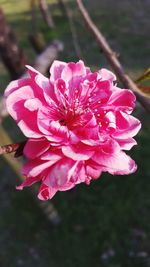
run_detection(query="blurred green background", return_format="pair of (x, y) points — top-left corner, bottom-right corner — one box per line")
(0, 0), (150, 267)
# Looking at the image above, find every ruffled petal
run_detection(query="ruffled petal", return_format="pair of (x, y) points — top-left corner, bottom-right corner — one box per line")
(22, 158), (58, 177)
(98, 68), (116, 82)
(109, 88), (136, 112)
(93, 149), (137, 175)
(16, 175), (41, 190)
(113, 111), (141, 139)
(61, 60), (87, 83)
(115, 137), (137, 150)
(44, 159), (73, 188)
(24, 98), (42, 111)
(62, 143), (94, 160)
(44, 159), (86, 191)
(6, 85), (34, 120)
(26, 65), (48, 102)
(38, 184), (57, 200)
(24, 138), (51, 159)
(5, 78), (31, 97)
(18, 118), (43, 138)
(50, 60), (67, 82)
(86, 165), (102, 179)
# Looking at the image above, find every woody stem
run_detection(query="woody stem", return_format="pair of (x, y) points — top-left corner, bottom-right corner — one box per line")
(0, 141), (26, 157)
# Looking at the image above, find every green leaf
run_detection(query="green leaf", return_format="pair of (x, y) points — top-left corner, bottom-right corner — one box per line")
(137, 85), (150, 98)
(135, 68), (150, 83)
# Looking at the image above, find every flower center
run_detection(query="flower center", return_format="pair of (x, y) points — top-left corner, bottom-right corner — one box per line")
(55, 82), (105, 129)
(58, 105), (84, 129)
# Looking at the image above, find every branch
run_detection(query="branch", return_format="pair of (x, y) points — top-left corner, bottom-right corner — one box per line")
(76, 0), (150, 113)
(0, 8), (27, 79)
(30, 0), (37, 33)
(39, 0), (55, 29)
(59, 0), (83, 59)
(0, 141), (26, 157)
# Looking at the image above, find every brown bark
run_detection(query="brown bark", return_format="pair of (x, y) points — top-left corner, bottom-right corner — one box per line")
(29, 0), (47, 54)
(0, 8), (27, 79)
(30, 0), (37, 33)
(0, 141), (27, 157)
(39, 0), (55, 28)
(58, 0), (83, 59)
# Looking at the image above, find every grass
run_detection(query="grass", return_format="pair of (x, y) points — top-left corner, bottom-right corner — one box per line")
(0, 0), (150, 267)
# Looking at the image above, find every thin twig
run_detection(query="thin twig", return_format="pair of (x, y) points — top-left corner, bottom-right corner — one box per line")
(30, 0), (37, 33)
(76, 0), (150, 113)
(59, 0), (83, 59)
(0, 141), (26, 156)
(39, 0), (55, 28)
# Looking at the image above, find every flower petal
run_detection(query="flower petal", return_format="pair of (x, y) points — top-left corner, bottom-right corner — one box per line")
(24, 138), (51, 159)
(38, 184), (57, 200)
(44, 159), (73, 188)
(98, 68), (116, 82)
(109, 88), (136, 111)
(62, 143), (94, 160)
(6, 85), (34, 120)
(93, 149), (137, 175)
(16, 175), (41, 190)
(50, 60), (67, 82)
(24, 98), (42, 111)
(22, 158), (59, 177)
(115, 137), (137, 150)
(61, 60), (87, 83)
(113, 111), (141, 139)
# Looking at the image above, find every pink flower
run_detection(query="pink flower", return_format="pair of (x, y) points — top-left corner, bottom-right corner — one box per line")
(5, 60), (141, 200)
